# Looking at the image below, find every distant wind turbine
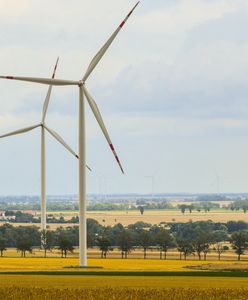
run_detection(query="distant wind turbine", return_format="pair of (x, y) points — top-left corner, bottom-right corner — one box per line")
(0, 2), (139, 266)
(0, 58), (91, 233)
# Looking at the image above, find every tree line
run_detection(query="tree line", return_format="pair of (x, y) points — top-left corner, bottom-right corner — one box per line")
(2, 199), (248, 215)
(229, 199), (248, 213)
(0, 220), (248, 260)
(2, 211), (80, 224)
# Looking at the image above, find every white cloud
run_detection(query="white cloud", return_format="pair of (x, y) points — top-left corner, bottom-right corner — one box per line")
(0, 0), (31, 20)
(136, 0), (238, 34)
(0, 0), (248, 193)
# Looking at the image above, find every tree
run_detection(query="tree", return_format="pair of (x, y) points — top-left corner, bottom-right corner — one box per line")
(87, 219), (103, 241)
(117, 230), (133, 259)
(178, 205), (187, 214)
(176, 238), (194, 260)
(87, 232), (96, 248)
(202, 203), (211, 213)
(213, 230), (229, 261)
(139, 206), (145, 215)
(202, 231), (215, 261)
(228, 199), (248, 213)
(192, 228), (214, 261)
(57, 233), (74, 258)
(41, 230), (55, 258)
(188, 205), (194, 214)
(156, 229), (175, 260)
(138, 230), (152, 259)
(97, 236), (111, 258)
(4, 211), (15, 217)
(128, 221), (151, 231)
(227, 221), (248, 233)
(0, 235), (7, 257)
(0, 224), (16, 247)
(230, 231), (248, 261)
(16, 235), (32, 257)
(15, 226), (40, 247)
(15, 211), (33, 223)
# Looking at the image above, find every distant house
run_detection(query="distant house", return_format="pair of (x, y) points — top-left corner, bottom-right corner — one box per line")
(0, 211), (5, 217)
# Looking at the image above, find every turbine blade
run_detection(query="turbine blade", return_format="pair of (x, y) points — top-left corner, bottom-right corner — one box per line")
(82, 2), (139, 82)
(0, 76), (78, 86)
(86, 165), (92, 172)
(83, 86), (124, 174)
(45, 125), (78, 158)
(42, 58), (59, 123)
(44, 125), (91, 171)
(0, 123), (40, 138)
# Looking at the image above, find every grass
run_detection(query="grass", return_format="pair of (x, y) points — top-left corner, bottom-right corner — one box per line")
(0, 271), (248, 277)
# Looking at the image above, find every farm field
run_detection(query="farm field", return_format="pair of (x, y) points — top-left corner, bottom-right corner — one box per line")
(1, 284), (248, 300)
(1, 257), (248, 272)
(3, 247), (248, 261)
(15, 209), (248, 228)
(2, 209), (248, 299)
(4, 209), (248, 229)
(0, 274), (248, 289)
(88, 209), (248, 223)
(0, 258), (248, 299)
(84, 209), (248, 225)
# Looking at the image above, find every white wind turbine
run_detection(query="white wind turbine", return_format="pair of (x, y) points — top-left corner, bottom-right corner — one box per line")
(0, 2), (139, 266)
(0, 58), (91, 233)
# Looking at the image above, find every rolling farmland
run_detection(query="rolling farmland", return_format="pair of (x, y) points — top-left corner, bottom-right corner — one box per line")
(0, 258), (248, 299)
(36, 209), (248, 228)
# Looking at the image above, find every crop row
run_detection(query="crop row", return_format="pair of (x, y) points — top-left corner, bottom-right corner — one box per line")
(1, 287), (248, 300)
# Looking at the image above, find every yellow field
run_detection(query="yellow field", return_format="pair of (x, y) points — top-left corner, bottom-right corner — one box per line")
(0, 274), (248, 300)
(0, 286), (248, 300)
(0, 275), (248, 289)
(43, 209), (248, 227)
(6, 209), (248, 229)
(2, 208), (248, 299)
(0, 257), (248, 272)
(0, 257), (248, 299)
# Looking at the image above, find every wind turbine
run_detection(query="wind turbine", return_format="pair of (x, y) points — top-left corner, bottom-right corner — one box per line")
(0, 2), (139, 266)
(0, 58), (91, 233)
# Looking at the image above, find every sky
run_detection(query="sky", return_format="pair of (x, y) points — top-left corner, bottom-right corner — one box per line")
(0, 0), (248, 195)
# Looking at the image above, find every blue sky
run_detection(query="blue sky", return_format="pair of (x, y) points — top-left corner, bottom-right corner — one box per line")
(0, 0), (248, 195)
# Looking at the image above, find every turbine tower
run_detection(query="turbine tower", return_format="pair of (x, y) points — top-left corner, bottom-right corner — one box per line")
(0, 58), (90, 233)
(0, 2), (139, 266)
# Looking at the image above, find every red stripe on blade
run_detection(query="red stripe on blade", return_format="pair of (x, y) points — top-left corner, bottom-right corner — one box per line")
(119, 1), (140, 28)
(6, 76), (14, 79)
(127, 2), (140, 18)
(120, 21), (125, 28)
